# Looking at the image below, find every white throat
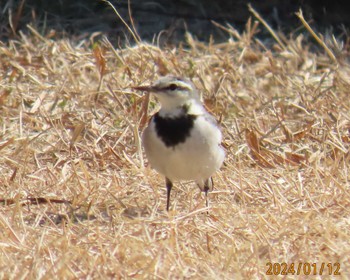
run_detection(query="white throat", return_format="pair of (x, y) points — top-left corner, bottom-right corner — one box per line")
(158, 99), (205, 118)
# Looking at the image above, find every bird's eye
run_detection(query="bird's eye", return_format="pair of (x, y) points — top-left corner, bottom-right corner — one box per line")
(166, 84), (178, 91)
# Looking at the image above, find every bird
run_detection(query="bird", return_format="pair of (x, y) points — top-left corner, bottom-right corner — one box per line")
(134, 76), (225, 211)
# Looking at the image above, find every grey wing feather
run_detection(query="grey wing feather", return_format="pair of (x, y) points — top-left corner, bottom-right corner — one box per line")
(203, 112), (220, 127)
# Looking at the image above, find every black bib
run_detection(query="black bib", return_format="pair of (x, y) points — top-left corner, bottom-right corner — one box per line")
(153, 112), (197, 147)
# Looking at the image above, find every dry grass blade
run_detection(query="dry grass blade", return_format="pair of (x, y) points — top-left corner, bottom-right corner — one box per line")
(103, 0), (141, 43)
(93, 45), (107, 78)
(248, 4), (286, 50)
(296, 9), (338, 64)
(8, 0), (25, 36)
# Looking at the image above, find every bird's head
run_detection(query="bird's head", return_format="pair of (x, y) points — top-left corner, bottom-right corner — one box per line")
(134, 76), (201, 113)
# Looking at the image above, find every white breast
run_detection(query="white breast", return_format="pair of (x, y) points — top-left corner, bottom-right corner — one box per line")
(142, 114), (225, 183)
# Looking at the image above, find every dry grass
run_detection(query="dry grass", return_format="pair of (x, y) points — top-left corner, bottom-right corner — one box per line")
(1, 18), (350, 279)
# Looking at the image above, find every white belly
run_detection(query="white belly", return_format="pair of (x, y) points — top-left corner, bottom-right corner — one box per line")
(142, 115), (225, 183)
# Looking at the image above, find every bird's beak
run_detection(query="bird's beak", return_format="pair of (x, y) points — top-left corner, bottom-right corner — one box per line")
(133, 85), (155, 92)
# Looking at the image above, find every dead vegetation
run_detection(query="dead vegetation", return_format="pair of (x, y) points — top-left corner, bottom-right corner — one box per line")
(1, 11), (350, 279)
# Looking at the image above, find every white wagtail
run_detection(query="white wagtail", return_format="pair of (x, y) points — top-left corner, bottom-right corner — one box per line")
(134, 76), (225, 211)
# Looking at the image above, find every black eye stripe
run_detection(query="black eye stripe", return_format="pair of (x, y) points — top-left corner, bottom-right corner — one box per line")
(165, 84), (178, 91)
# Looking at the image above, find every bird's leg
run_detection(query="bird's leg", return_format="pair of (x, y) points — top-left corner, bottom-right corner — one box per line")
(165, 177), (173, 211)
(203, 177), (214, 209)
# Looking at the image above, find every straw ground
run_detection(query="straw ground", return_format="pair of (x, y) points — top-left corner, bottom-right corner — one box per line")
(1, 20), (350, 278)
